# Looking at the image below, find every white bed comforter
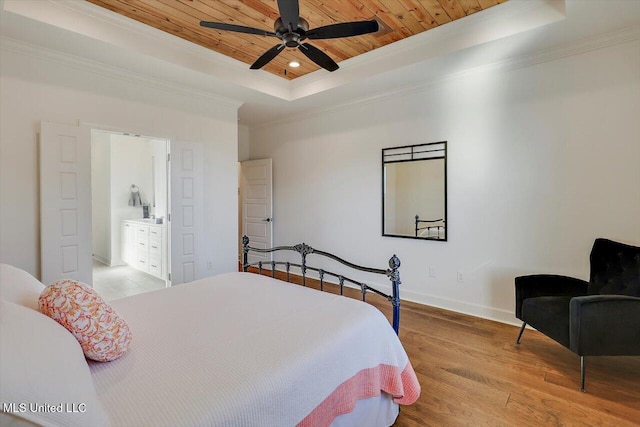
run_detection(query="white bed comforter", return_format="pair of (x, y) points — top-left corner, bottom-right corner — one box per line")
(89, 272), (415, 427)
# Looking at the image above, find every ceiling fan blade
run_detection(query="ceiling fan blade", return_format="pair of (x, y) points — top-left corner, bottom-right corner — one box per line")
(250, 44), (285, 69)
(298, 43), (338, 72)
(306, 20), (379, 40)
(277, 0), (300, 31)
(200, 21), (277, 37)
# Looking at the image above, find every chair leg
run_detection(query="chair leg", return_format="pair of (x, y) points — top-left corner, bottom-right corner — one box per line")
(515, 322), (526, 344)
(580, 356), (586, 392)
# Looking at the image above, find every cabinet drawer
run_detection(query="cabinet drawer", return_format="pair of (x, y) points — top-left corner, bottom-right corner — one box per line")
(149, 228), (161, 246)
(137, 240), (148, 252)
(149, 261), (162, 278)
(136, 226), (149, 241)
(149, 234), (161, 246)
(136, 254), (149, 272)
(149, 242), (161, 257)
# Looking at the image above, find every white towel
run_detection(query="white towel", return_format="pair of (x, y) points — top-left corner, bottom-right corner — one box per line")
(128, 187), (142, 206)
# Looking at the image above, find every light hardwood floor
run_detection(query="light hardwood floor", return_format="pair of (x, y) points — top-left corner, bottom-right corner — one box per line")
(249, 268), (640, 426)
(389, 301), (640, 426)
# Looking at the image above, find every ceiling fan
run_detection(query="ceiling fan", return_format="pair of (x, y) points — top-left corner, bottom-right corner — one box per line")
(200, 0), (379, 72)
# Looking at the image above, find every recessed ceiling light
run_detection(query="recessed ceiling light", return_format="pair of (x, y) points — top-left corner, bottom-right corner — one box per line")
(288, 61), (300, 68)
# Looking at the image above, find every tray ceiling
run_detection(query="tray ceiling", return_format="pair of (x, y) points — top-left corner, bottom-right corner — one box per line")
(86, 0), (507, 80)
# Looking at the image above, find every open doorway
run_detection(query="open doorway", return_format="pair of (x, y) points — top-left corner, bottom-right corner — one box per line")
(90, 130), (170, 300)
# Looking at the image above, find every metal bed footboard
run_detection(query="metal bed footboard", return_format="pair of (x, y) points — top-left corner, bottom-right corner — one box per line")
(242, 235), (402, 334)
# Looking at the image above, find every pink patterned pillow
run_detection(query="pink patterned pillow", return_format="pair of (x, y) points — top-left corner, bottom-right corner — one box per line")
(38, 280), (132, 362)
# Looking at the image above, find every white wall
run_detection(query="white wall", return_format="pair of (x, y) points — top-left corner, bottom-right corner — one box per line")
(249, 40), (640, 325)
(151, 139), (168, 220)
(238, 124), (250, 162)
(0, 44), (240, 279)
(91, 131), (111, 264)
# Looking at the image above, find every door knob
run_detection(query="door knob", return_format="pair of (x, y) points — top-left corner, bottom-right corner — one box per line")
(262, 218), (272, 222)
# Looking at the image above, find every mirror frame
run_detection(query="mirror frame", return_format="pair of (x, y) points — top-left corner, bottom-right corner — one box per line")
(381, 141), (448, 241)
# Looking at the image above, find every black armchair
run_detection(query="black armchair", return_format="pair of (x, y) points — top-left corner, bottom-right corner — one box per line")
(515, 238), (640, 392)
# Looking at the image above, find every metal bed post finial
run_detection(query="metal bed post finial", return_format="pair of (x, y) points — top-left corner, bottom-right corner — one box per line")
(242, 235), (249, 272)
(387, 254), (401, 335)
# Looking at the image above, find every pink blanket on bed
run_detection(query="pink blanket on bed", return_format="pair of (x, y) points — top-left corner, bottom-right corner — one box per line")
(299, 362), (420, 427)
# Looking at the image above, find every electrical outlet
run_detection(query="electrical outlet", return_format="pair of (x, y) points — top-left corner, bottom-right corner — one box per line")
(429, 266), (437, 278)
(457, 272), (464, 283)
(207, 261), (213, 270)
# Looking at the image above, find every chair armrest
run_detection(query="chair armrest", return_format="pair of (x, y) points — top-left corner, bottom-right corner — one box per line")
(569, 295), (640, 356)
(515, 275), (589, 320)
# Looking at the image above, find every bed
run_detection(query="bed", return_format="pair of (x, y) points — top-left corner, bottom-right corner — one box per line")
(0, 241), (420, 427)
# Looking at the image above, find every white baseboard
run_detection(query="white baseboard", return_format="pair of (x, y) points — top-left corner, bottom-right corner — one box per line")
(92, 255), (127, 267)
(339, 278), (520, 327)
(399, 289), (521, 327)
(261, 267), (521, 327)
(92, 254), (110, 266)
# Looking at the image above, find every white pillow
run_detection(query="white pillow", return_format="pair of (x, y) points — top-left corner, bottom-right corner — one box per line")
(0, 264), (44, 310)
(0, 300), (110, 427)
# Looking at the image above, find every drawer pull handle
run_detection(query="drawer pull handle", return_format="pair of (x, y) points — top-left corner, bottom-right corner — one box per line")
(140, 260), (145, 264)
(151, 246), (158, 249)
(151, 264), (157, 268)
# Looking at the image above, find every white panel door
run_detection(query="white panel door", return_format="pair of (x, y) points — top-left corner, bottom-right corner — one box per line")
(241, 159), (273, 266)
(170, 141), (204, 285)
(40, 121), (92, 285)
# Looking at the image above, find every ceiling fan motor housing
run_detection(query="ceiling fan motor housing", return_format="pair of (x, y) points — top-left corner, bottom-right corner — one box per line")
(275, 17), (309, 48)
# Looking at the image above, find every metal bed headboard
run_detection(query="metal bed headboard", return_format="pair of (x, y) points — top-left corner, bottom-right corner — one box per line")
(415, 215), (445, 239)
(242, 235), (402, 334)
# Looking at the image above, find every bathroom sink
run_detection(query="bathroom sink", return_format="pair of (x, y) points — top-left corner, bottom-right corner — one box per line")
(139, 218), (163, 224)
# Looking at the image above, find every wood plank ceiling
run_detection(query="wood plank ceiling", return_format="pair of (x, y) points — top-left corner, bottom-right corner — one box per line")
(87, 0), (507, 80)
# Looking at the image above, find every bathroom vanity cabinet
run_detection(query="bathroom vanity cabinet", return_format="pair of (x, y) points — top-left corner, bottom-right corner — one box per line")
(122, 220), (167, 280)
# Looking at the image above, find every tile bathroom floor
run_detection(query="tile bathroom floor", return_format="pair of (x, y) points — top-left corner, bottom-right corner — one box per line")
(92, 259), (166, 301)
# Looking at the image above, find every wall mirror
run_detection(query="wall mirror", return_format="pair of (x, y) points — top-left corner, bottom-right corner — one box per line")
(382, 141), (447, 241)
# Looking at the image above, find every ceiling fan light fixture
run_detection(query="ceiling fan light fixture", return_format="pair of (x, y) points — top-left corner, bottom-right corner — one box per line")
(200, 0), (379, 73)
(289, 61), (300, 68)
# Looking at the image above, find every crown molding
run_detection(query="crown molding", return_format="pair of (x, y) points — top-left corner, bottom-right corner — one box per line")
(0, 36), (245, 111)
(251, 25), (640, 131)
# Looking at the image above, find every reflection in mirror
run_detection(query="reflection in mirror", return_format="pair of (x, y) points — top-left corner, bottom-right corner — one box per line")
(382, 141), (447, 240)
